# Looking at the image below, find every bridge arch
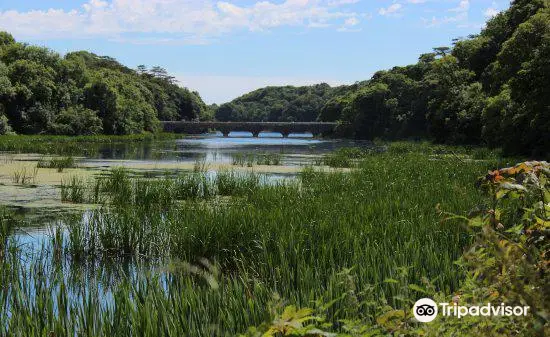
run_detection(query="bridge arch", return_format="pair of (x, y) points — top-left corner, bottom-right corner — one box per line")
(161, 121), (338, 138)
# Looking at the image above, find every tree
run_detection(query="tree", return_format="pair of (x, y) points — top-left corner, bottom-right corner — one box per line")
(5, 59), (57, 133)
(491, 6), (550, 155)
(0, 31), (15, 47)
(136, 65), (148, 75)
(433, 46), (451, 57)
(49, 106), (103, 135)
(423, 55), (476, 143)
(350, 83), (391, 139)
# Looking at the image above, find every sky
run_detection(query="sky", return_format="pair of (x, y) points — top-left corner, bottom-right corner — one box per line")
(0, 0), (506, 104)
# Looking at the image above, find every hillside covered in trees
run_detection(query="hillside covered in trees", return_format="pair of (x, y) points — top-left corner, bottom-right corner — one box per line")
(0, 33), (209, 135)
(0, 0), (548, 156)
(218, 0), (549, 156)
(321, 0), (549, 156)
(214, 83), (352, 122)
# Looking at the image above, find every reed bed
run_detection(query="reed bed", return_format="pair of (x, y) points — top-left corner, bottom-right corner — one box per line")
(59, 167), (265, 206)
(37, 156), (77, 172)
(0, 133), (181, 156)
(232, 152), (282, 166)
(11, 166), (38, 185)
(0, 147), (514, 336)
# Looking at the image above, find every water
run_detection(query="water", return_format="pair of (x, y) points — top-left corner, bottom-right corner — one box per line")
(4, 132), (368, 308)
(86, 131), (366, 166)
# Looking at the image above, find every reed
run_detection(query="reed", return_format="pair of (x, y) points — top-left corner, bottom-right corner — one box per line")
(232, 152), (282, 166)
(37, 156), (77, 172)
(0, 145), (520, 336)
(11, 166), (38, 185)
(60, 176), (87, 203)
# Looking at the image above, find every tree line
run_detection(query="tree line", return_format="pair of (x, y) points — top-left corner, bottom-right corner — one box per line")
(0, 0), (547, 156)
(214, 83), (342, 122)
(0, 34), (210, 136)
(217, 0), (549, 156)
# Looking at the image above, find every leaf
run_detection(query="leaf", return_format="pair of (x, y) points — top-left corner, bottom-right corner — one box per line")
(499, 183), (527, 192)
(496, 189), (509, 200)
(505, 224), (524, 235)
(408, 284), (428, 294)
(383, 278), (399, 284)
(376, 310), (405, 327)
(468, 215), (485, 227)
(306, 328), (337, 337)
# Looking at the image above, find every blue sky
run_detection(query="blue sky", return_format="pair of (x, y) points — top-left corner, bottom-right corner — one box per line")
(0, 0), (505, 103)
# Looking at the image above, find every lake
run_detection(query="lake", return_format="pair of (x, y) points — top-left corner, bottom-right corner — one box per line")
(3, 132), (369, 308)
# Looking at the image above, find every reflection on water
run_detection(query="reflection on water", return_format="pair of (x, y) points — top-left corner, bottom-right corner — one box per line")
(11, 222), (168, 311)
(5, 132), (370, 309)
(89, 132), (368, 167)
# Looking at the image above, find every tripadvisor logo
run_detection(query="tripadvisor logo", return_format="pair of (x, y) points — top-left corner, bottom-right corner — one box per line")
(413, 298), (438, 322)
(412, 298), (530, 323)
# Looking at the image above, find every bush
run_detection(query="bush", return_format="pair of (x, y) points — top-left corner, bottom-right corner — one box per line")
(0, 114), (11, 135)
(49, 106), (103, 135)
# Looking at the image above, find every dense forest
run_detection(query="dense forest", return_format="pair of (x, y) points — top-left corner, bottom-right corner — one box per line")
(0, 0), (548, 156)
(218, 0), (549, 156)
(214, 83), (351, 122)
(0, 33), (210, 135)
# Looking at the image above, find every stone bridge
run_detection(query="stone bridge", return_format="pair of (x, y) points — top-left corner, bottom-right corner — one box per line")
(161, 121), (338, 137)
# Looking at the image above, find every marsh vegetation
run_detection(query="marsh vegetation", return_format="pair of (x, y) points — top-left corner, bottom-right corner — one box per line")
(2, 139), (533, 336)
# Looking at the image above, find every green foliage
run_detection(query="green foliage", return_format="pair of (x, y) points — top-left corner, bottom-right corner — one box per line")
(215, 84), (337, 122)
(60, 175), (87, 203)
(0, 38), (209, 135)
(312, 0), (549, 156)
(11, 166), (38, 185)
(242, 161), (550, 336)
(321, 147), (370, 168)
(232, 152), (282, 166)
(0, 133), (181, 155)
(2, 146), (538, 336)
(37, 156), (76, 172)
(49, 105), (103, 135)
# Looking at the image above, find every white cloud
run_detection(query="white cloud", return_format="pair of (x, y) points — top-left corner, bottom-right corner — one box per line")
(422, 0), (471, 27)
(177, 74), (347, 104)
(484, 7), (498, 18)
(344, 17), (359, 26)
(0, 0), (363, 43)
(337, 16), (362, 32)
(379, 4), (402, 16)
(407, 0), (426, 4)
(484, 2), (499, 18)
(328, 0), (360, 6)
(449, 0), (470, 13)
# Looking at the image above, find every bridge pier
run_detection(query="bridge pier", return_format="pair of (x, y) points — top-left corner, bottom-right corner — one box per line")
(250, 127), (263, 138)
(220, 128), (230, 137)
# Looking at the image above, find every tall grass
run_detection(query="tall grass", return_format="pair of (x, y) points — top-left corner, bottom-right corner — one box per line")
(11, 166), (38, 185)
(37, 156), (77, 172)
(60, 176), (87, 203)
(0, 146), (514, 336)
(232, 152), (282, 166)
(0, 133), (182, 156)
(215, 170), (261, 196)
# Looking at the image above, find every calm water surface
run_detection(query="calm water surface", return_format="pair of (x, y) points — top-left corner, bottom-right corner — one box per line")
(6, 132), (369, 304)
(88, 131), (367, 166)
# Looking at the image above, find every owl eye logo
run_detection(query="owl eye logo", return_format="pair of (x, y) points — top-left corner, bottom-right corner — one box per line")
(413, 298), (438, 322)
(415, 304), (435, 316)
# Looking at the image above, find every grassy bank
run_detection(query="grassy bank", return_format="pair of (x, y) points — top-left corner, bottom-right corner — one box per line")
(0, 133), (183, 155)
(0, 146), (524, 336)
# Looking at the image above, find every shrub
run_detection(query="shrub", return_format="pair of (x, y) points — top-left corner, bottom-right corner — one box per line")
(49, 106), (103, 135)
